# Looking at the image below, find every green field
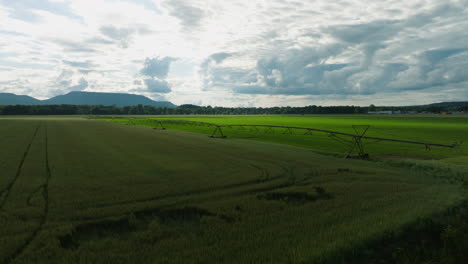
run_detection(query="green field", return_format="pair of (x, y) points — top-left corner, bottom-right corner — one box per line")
(103, 115), (468, 164)
(0, 116), (467, 263)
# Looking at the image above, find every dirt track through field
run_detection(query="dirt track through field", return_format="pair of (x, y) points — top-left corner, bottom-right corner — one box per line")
(0, 123), (41, 210)
(1, 123), (52, 264)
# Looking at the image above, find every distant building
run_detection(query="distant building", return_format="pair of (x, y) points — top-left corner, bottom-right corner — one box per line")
(368, 111), (394, 114)
(368, 110), (419, 114)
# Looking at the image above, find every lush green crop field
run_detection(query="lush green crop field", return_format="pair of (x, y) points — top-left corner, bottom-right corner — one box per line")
(103, 115), (468, 165)
(0, 117), (467, 263)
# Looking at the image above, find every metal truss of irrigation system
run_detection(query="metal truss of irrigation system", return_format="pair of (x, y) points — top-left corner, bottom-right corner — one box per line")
(100, 117), (461, 159)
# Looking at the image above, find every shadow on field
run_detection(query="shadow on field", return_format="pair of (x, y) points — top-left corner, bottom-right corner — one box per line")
(58, 166), (335, 250)
(345, 201), (468, 264)
(257, 187), (333, 204)
(58, 206), (234, 250)
(59, 218), (134, 249)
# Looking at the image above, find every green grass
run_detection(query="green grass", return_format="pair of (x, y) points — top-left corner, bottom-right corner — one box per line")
(101, 115), (468, 164)
(0, 117), (467, 263)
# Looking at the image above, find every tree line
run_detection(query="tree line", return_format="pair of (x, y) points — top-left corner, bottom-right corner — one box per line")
(0, 103), (466, 115)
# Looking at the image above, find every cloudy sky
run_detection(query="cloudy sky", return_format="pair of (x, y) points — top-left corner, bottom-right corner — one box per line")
(0, 0), (467, 106)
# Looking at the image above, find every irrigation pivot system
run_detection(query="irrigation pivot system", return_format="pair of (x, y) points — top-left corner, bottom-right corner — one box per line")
(100, 117), (461, 159)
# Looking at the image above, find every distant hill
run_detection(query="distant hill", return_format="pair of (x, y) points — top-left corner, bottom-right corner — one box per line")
(0, 93), (41, 105)
(178, 104), (202, 109)
(0, 91), (176, 107)
(43, 91), (176, 107)
(426, 101), (468, 107)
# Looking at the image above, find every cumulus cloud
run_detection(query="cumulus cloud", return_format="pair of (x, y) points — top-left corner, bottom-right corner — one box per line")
(200, 52), (234, 70)
(63, 60), (95, 68)
(0, 0), (80, 22)
(99, 24), (153, 48)
(1, 0), (468, 105)
(85, 37), (115, 45)
(0, 30), (29, 37)
(138, 57), (176, 94)
(140, 57), (176, 78)
(162, 0), (205, 31)
(386, 49), (468, 92)
(198, 1), (468, 100)
(0, 79), (32, 95)
(54, 39), (99, 53)
(327, 20), (399, 44)
(201, 46), (352, 95)
(50, 69), (88, 95)
(100, 26), (134, 40)
(56, 69), (74, 87)
(69, 77), (88, 91)
(143, 78), (171, 93)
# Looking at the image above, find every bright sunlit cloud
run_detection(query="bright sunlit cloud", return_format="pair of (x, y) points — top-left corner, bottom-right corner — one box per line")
(0, 0), (467, 106)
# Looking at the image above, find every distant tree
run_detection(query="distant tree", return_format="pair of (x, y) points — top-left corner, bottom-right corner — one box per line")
(0, 102), (462, 116)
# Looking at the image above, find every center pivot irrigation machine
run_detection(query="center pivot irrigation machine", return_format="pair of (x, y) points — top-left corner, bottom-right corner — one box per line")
(107, 118), (461, 159)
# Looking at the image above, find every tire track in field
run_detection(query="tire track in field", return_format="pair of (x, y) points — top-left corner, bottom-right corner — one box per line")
(1, 124), (52, 264)
(74, 179), (301, 223)
(91, 165), (299, 210)
(93, 171), (284, 208)
(0, 123), (41, 210)
(78, 166), (292, 220)
(77, 180), (304, 222)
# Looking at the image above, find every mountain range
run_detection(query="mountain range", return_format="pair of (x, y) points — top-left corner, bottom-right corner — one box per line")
(1, 91), (466, 109)
(0, 91), (176, 107)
